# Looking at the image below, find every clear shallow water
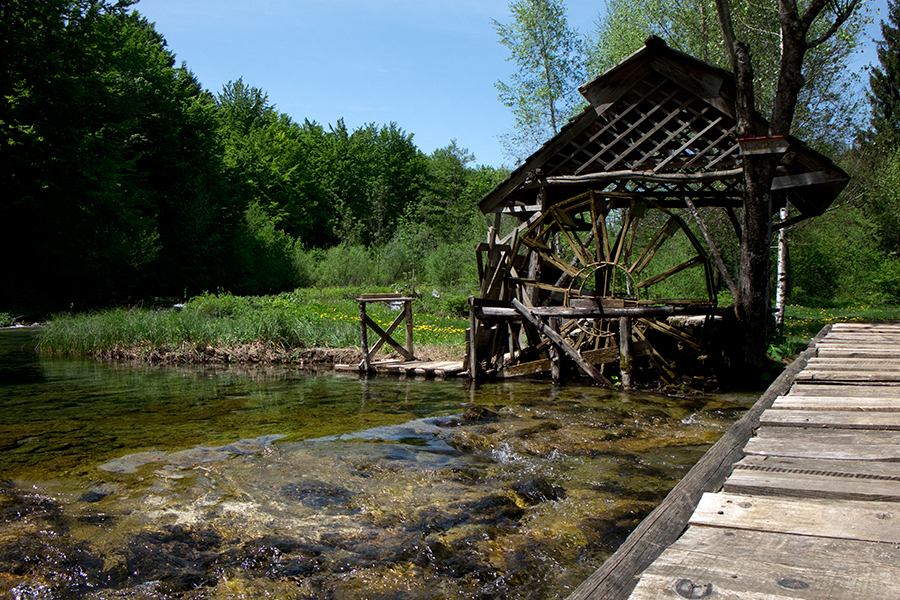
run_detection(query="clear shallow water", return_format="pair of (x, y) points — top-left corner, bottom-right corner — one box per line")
(0, 328), (757, 600)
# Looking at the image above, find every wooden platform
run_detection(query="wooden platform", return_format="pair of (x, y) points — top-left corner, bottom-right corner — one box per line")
(334, 359), (466, 379)
(569, 322), (900, 600)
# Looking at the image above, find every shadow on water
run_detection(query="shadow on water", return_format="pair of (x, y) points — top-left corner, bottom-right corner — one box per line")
(0, 329), (758, 600)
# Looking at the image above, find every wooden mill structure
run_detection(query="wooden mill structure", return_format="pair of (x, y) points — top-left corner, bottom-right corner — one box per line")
(468, 37), (849, 386)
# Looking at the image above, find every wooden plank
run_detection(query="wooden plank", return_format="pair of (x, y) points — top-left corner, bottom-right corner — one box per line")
(630, 526), (900, 600)
(734, 454), (900, 479)
(565, 333), (825, 600)
(772, 395), (900, 411)
(807, 357), (900, 369)
(818, 337), (900, 345)
(725, 456), (900, 501)
(690, 492), (900, 544)
(744, 428), (900, 461)
(788, 383), (900, 397)
(759, 409), (900, 430)
(356, 293), (408, 301)
(819, 348), (900, 359)
(796, 370), (900, 382)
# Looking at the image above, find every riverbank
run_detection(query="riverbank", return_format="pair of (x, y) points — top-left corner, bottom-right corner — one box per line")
(91, 339), (464, 367)
(28, 290), (900, 373)
(36, 288), (469, 364)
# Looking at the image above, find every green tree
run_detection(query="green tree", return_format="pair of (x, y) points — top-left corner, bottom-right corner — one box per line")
(869, 0), (900, 148)
(1, 1), (225, 309)
(215, 81), (332, 248)
(494, 0), (585, 161)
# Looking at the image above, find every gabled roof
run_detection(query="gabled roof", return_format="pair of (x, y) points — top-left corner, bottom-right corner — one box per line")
(479, 37), (849, 219)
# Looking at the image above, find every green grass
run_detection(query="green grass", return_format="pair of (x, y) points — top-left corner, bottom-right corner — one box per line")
(38, 288), (468, 357)
(773, 304), (900, 359)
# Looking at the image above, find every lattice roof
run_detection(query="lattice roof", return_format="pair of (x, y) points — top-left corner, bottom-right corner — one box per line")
(480, 37), (849, 221)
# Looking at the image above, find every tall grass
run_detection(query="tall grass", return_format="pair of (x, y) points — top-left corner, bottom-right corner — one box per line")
(39, 289), (469, 357)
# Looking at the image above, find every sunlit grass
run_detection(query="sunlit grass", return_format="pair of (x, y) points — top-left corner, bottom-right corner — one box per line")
(39, 288), (468, 357)
(777, 304), (900, 357)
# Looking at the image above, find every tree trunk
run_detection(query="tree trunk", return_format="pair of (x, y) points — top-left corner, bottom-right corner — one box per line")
(715, 0), (860, 378)
(774, 205), (789, 330)
(735, 154), (777, 373)
(729, 40), (778, 375)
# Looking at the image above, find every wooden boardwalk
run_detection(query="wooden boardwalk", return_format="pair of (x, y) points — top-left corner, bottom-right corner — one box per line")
(569, 322), (900, 600)
(334, 359), (465, 379)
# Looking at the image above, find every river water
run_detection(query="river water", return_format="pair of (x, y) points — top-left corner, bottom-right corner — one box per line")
(0, 328), (756, 600)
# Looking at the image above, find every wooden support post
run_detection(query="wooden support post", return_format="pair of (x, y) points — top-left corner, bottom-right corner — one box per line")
(405, 300), (414, 360)
(359, 301), (371, 373)
(619, 317), (633, 389)
(550, 317), (563, 383)
(357, 294), (416, 372)
(468, 296), (478, 379)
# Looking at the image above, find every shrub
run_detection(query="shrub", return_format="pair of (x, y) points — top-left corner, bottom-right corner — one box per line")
(874, 258), (900, 303)
(233, 201), (300, 294)
(422, 242), (479, 290)
(313, 244), (376, 287)
(185, 292), (252, 319)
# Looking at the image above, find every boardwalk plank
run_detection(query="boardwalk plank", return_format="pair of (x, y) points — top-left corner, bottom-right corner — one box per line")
(690, 492), (900, 544)
(795, 371), (900, 382)
(734, 454), (900, 479)
(725, 455), (900, 501)
(745, 428), (900, 460)
(630, 526), (900, 600)
(788, 383), (900, 397)
(759, 409), (900, 430)
(772, 395), (900, 411)
(806, 358), (900, 370)
(818, 348), (900, 358)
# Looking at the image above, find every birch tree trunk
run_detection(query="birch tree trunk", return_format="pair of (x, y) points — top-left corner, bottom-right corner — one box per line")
(774, 205), (789, 330)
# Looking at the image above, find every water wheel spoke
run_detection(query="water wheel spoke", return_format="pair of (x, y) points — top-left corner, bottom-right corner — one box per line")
(534, 248), (583, 278)
(631, 217), (680, 274)
(554, 216), (592, 268)
(636, 255), (704, 290)
(597, 209), (613, 263)
(590, 194), (611, 263)
(610, 207), (635, 268)
(521, 235), (551, 252)
(521, 280), (573, 295)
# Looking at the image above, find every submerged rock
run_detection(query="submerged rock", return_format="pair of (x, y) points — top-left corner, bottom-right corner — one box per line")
(280, 479), (354, 509)
(96, 434), (286, 473)
(512, 478), (567, 506)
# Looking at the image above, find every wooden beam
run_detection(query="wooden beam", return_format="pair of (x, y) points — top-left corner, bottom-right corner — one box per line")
(542, 168), (743, 187)
(771, 170), (848, 190)
(361, 312), (415, 362)
(683, 197), (738, 298)
(511, 299), (612, 387)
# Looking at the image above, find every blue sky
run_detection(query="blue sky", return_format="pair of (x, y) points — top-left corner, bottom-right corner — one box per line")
(135, 0), (887, 169)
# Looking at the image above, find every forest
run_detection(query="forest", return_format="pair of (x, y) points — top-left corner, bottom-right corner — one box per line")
(2, 0), (899, 322)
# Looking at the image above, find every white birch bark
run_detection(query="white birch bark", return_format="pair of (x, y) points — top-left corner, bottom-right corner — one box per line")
(774, 205), (789, 330)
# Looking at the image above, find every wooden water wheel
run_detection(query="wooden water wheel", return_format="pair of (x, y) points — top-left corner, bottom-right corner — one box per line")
(506, 191), (717, 383)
